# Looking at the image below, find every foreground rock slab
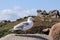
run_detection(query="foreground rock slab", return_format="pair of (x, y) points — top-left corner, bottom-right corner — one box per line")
(0, 34), (50, 40)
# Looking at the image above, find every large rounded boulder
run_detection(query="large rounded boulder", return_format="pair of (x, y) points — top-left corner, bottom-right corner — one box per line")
(49, 23), (60, 40)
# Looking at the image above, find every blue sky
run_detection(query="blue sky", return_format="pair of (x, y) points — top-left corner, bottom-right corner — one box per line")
(0, 0), (60, 21)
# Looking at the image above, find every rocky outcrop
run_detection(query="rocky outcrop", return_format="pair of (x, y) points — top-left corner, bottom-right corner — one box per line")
(37, 10), (48, 17)
(37, 10), (43, 17)
(37, 10), (60, 18)
(48, 10), (60, 18)
(49, 23), (60, 40)
(0, 34), (50, 40)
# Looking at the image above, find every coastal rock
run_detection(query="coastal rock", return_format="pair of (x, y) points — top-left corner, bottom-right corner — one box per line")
(0, 34), (50, 40)
(49, 23), (60, 40)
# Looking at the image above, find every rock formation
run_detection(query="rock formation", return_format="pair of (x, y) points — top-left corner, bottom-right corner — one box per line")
(49, 23), (60, 40)
(48, 10), (60, 18)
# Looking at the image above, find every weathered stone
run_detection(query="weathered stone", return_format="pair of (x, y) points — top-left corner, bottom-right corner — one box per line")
(42, 28), (50, 35)
(49, 23), (60, 40)
(49, 10), (60, 18)
(0, 34), (50, 40)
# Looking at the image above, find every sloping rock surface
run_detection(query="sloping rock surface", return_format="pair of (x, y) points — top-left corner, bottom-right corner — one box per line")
(0, 34), (50, 40)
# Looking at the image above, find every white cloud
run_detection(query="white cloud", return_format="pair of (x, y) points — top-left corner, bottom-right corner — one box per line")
(17, 8), (37, 17)
(0, 6), (37, 21)
(1, 9), (13, 14)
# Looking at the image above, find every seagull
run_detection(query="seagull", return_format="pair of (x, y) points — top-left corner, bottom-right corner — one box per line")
(13, 17), (33, 31)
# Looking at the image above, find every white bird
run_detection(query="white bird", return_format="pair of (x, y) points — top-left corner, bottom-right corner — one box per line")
(13, 17), (33, 31)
